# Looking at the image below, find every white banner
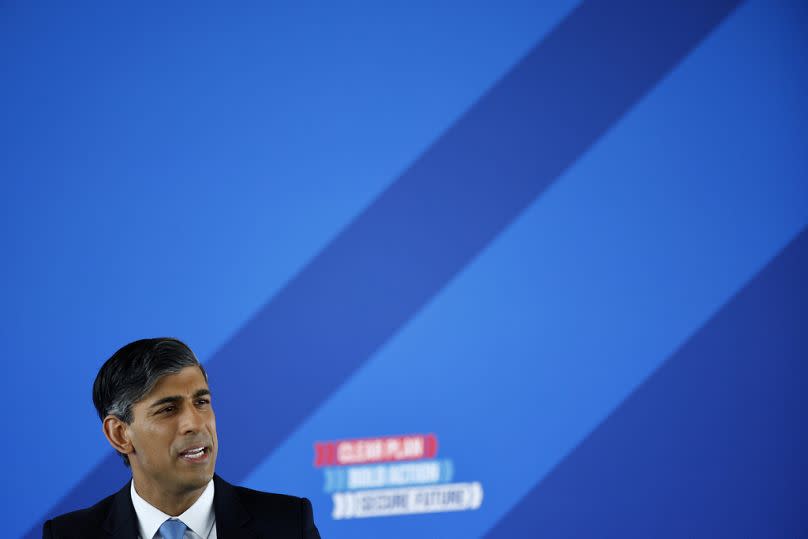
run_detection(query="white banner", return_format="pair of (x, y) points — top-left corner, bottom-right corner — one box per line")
(332, 482), (484, 519)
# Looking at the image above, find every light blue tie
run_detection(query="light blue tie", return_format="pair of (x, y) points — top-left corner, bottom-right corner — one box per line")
(158, 518), (188, 539)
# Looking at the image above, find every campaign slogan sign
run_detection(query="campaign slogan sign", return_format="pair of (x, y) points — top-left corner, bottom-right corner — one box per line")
(314, 434), (484, 519)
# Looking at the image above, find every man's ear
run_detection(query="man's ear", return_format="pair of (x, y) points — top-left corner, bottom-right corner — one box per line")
(102, 415), (134, 457)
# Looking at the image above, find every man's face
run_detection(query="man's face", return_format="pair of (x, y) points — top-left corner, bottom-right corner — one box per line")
(125, 366), (218, 498)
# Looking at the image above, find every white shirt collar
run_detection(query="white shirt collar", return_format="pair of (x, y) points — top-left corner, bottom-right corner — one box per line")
(130, 478), (216, 539)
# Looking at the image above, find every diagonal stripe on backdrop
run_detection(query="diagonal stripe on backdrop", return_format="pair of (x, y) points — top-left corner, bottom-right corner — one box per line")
(27, 0), (741, 536)
(485, 225), (808, 537)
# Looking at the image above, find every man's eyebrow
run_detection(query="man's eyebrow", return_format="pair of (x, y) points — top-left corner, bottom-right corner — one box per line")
(149, 396), (182, 409)
(148, 389), (210, 409)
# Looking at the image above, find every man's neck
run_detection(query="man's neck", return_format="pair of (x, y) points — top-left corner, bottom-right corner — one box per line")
(131, 476), (207, 516)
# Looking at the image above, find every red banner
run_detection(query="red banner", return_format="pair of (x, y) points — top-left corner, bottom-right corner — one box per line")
(314, 433), (438, 467)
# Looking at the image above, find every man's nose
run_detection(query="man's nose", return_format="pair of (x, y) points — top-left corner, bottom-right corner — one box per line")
(179, 402), (205, 433)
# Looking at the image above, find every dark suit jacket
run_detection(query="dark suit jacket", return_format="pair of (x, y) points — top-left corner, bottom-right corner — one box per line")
(42, 474), (321, 539)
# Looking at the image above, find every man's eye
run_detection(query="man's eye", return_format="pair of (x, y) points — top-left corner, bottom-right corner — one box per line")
(196, 399), (210, 406)
(159, 406), (175, 414)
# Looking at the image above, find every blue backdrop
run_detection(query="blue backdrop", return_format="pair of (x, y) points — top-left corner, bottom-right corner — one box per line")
(2, 1), (807, 537)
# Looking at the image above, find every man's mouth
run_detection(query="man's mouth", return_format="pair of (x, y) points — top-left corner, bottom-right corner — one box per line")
(178, 446), (210, 463)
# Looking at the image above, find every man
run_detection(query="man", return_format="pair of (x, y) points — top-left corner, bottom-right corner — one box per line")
(43, 338), (321, 539)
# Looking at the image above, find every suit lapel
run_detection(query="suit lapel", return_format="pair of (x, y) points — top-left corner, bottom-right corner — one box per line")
(99, 475), (258, 538)
(102, 480), (139, 539)
(213, 474), (258, 539)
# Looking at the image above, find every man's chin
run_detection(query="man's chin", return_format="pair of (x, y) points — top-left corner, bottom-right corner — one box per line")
(172, 461), (215, 490)
(167, 474), (211, 499)
(180, 466), (214, 486)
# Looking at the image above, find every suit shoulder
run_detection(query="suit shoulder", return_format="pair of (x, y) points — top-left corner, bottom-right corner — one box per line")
(44, 492), (116, 538)
(230, 484), (319, 536)
(232, 483), (308, 512)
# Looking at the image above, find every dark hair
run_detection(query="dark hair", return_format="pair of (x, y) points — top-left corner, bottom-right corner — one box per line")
(92, 337), (207, 466)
